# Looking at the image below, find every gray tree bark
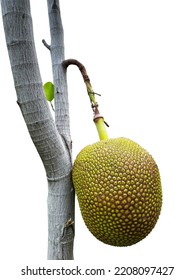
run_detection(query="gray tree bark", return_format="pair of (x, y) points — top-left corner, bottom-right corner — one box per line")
(1, 0), (75, 260)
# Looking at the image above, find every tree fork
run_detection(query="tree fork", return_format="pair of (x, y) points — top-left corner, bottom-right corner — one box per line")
(1, 0), (75, 260)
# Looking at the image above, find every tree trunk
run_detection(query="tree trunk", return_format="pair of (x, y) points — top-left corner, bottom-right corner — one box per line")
(1, 0), (75, 260)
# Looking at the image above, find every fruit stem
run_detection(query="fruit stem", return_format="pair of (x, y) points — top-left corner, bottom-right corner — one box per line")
(62, 59), (109, 141)
(93, 106), (109, 140)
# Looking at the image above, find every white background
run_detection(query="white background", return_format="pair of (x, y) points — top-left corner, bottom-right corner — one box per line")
(0, 0), (195, 279)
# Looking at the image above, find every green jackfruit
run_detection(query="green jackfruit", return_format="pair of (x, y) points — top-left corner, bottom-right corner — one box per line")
(72, 137), (162, 247)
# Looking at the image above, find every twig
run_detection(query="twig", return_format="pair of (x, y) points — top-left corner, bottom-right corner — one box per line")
(42, 39), (51, 50)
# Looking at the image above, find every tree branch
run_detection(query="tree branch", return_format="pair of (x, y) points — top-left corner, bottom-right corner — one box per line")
(47, 0), (71, 149)
(46, 0), (75, 260)
(1, 0), (68, 179)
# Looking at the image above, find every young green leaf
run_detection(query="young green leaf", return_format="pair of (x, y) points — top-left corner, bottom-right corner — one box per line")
(43, 82), (54, 101)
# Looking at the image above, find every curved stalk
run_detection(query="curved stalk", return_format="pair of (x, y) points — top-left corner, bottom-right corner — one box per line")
(62, 59), (109, 141)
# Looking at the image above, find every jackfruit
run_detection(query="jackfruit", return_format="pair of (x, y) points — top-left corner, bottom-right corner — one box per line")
(63, 58), (162, 247)
(72, 137), (162, 247)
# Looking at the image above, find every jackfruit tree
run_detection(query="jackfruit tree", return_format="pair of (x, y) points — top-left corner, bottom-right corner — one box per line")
(1, 0), (162, 260)
(1, 0), (74, 260)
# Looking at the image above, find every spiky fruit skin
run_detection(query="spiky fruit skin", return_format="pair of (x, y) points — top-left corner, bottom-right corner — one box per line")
(72, 137), (162, 246)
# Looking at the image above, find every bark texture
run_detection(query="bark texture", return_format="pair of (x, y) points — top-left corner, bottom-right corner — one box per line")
(1, 0), (74, 259)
